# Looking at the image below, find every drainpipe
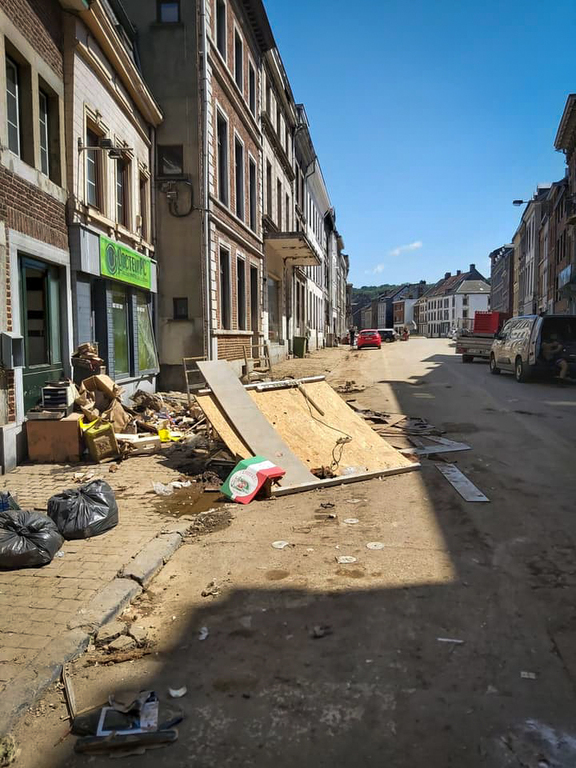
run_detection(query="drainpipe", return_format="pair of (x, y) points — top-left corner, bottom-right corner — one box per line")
(199, 0), (215, 359)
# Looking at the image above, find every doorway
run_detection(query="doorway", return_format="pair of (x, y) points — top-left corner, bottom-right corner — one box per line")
(20, 258), (63, 412)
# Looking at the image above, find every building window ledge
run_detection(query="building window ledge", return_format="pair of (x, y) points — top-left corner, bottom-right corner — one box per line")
(212, 329), (254, 336)
(0, 149), (67, 204)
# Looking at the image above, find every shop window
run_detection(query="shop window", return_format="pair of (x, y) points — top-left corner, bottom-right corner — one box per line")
(219, 247), (231, 329)
(157, 144), (183, 177)
(248, 63), (256, 116)
(216, 0), (226, 60)
(111, 287), (130, 377)
(6, 56), (20, 156)
(249, 158), (256, 231)
(86, 127), (103, 209)
(116, 157), (130, 228)
(136, 293), (158, 372)
(173, 297), (188, 319)
(234, 137), (244, 221)
(217, 112), (229, 206)
(237, 257), (246, 330)
(157, 0), (180, 22)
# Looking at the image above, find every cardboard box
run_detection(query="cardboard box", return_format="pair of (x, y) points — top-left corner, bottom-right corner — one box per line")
(26, 413), (83, 463)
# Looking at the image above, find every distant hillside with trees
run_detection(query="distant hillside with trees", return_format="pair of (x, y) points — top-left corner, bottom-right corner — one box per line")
(352, 284), (401, 308)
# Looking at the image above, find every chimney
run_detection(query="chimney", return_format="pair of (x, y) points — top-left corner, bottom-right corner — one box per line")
(419, 279), (426, 285)
(444, 272), (451, 279)
(469, 263), (475, 271)
(456, 270), (461, 276)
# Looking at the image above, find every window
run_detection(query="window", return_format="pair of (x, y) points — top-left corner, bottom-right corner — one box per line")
(237, 257), (246, 329)
(219, 247), (231, 329)
(267, 277), (280, 340)
(266, 161), (272, 215)
(157, 0), (180, 22)
(116, 157), (130, 227)
(234, 30), (243, 91)
(86, 127), (101, 209)
(157, 145), (183, 176)
(173, 297), (188, 319)
(37, 91), (50, 175)
(248, 63), (256, 115)
(136, 292), (158, 371)
(266, 83), (271, 115)
(276, 104), (281, 137)
(6, 56), (20, 156)
(216, 0), (226, 60)
(217, 112), (229, 206)
(249, 158), (256, 231)
(276, 179), (282, 227)
(139, 174), (148, 240)
(285, 193), (290, 230)
(111, 287), (130, 377)
(234, 137), (244, 221)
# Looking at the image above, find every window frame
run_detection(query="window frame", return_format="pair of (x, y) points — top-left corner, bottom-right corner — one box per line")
(216, 0), (227, 61)
(234, 133), (245, 222)
(216, 108), (229, 207)
(248, 155), (257, 231)
(38, 89), (49, 177)
(86, 125), (103, 210)
(248, 61), (256, 116)
(157, 144), (184, 178)
(234, 26), (243, 92)
(116, 155), (130, 229)
(157, 0), (180, 22)
(276, 178), (282, 228)
(219, 245), (231, 330)
(173, 297), (189, 320)
(6, 55), (21, 157)
(139, 172), (149, 241)
(237, 255), (246, 330)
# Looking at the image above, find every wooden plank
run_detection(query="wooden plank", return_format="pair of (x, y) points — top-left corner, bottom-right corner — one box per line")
(197, 361), (315, 486)
(195, 392), (251, 459)
(273, 463), (419, 496)
(436, 463), (489, 502)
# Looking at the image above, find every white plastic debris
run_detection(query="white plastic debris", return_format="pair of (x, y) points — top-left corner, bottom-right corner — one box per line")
(520, 671), (537, 680)
(437, 637), (464, 644)
(152, 480), (192, 496)
(346, 499), (362, 504)
(343, 518), (359, 525)
(366, 542), (385, 550)
(198, 627), (209, 641)
(168, 686), (188, 698)
(272, 540), (290, 550)
(336, 556), (357, 564)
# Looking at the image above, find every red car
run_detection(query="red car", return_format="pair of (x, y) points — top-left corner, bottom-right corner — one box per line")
(357, 329), (381, 349)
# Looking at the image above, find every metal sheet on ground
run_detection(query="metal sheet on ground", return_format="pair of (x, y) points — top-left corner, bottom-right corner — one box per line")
(436, 463), (489, 502)
(197, 361), (315, 487)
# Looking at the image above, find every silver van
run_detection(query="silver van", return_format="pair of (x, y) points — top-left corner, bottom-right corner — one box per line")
(490, 314), (576, 382)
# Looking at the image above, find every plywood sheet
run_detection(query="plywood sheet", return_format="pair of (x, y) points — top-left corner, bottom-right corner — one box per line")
(196, 361), (315, 485)
(195, 392), (251, 459)
(248, 381), (414, 473)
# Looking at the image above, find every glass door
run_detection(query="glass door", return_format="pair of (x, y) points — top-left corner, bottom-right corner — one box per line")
(20, 258), (63, 412)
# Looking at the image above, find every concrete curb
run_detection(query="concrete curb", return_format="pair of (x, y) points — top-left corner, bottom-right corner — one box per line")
(120, 532), (183, 586)
(0, 628), (90, 736)
(0, 524), (191, 737)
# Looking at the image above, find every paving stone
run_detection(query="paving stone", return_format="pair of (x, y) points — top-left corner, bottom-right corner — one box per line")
(108, 635), (136, 653)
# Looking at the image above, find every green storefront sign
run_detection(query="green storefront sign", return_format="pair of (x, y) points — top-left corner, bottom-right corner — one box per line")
(99, 235), (152, 290)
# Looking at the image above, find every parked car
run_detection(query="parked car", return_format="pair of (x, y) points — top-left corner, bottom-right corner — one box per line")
(490, 314), (576, 382)
(377, 328), (397, 343)
(357, 329), (382, 349)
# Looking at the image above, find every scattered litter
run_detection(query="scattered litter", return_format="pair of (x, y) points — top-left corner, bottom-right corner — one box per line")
(346, 499), (362, 504)
(272, 540), (290, 550)
(152, 480), (192, 496)
(343, 518), (359, 525)
(201, 580), (220, 598)
(306, 547), (315, 552)
(341, 466), (366, 476)
(168, 687), (187, 699)
(336, 381), (365, 394)
(320, 502), (335, 509)
(0, 509), (63, 569)
(436, 463), (489, 502)
(310, 624), (333, 639)
(366, 542), (385, 550)
(336, 555), (357, 564)
(521, 671), (537, 680)
(437, 637), (464, 644)
(221, 456), (285, 504)
(198, 627), (209, 641)
(55, 551), (65, 557)
(48, 479), (118, 540)
(239, 615), (252, 629)
(62, 665), (77, 721)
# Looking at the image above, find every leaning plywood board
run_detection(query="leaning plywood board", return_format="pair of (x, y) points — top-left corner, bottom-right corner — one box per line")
(197, 361), (315, 486)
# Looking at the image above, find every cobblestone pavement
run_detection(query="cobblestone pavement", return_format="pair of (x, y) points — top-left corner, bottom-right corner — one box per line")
(0, 454), (187, 695)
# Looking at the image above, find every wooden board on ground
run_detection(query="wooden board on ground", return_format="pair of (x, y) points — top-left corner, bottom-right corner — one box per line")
(436, 463), (489, 502)
(196, 361), (315, 486)
(195, 375), (416, 487)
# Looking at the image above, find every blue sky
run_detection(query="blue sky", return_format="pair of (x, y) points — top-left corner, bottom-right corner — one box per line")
(264, 0), (575, 287)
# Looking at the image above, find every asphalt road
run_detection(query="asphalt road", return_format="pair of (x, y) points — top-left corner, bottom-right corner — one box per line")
(15, 339), (576, 768)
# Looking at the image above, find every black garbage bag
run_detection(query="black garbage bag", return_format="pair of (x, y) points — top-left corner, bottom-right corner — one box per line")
(47, 479), (118, 540)
(0, 509), (64, 569)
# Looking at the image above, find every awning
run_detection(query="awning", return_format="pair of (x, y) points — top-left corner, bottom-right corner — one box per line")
(264, 231), (320, 266)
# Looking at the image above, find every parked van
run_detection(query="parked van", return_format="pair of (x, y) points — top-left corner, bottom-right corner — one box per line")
(489, 314), (576, 382)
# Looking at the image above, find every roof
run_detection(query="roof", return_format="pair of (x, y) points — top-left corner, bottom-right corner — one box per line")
(555, 94), (576, 153)
(455, 280), (490, 294)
